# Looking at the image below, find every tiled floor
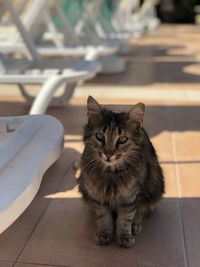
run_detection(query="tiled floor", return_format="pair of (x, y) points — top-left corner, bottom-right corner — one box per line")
(0, 25), (200, 267)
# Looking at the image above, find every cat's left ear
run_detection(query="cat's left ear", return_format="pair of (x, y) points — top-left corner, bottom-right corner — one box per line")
(127, 102), (145, 126)
(87, 96), (102, 118)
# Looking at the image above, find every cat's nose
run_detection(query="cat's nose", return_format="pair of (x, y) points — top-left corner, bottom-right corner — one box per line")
(105, 152), (113, 160)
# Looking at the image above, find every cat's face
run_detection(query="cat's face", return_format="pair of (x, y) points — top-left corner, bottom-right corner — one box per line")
(89, 123), (138, 167)
(84, 96), (145, 169)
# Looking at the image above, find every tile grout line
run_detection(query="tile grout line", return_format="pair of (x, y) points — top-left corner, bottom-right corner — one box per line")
(171, 131), (189, 267)
(14, 260), (71, 267)
(11, 160), (76, 267)
(171, 133), (182, 198)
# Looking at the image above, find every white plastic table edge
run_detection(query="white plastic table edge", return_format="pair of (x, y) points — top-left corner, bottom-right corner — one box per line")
(0, 115), (64, 234)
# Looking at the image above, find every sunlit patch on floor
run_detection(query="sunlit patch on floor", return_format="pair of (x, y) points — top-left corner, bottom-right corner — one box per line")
(64, 134), (83, 143)
(167, 48), (194, 56)
(64, 134), (84, 152)
(44, 185), (81, 199)
(183, 63), (200, 75)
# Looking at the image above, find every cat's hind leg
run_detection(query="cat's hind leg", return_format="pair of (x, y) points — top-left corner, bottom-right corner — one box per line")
(132, 203), (155, 235)
(132, 212), (143, 235)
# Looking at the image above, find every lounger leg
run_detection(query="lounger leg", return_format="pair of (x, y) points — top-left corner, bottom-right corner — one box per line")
(18, 83), (76, 107)
(29, 76), (71, 115)
(62, 83), (76, 102)
(18, 84), (35, 104)
(45, 83), (76, 107)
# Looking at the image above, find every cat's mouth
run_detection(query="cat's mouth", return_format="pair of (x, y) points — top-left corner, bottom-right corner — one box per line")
(99, 152), (122, 165)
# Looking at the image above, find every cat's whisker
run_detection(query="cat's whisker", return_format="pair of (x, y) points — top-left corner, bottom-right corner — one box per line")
(81, 158), (97, 171)
(126, 149), (140, 157)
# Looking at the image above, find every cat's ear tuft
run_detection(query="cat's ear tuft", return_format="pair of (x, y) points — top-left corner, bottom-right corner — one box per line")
(87, 96), (102, 118)
(127, 102), (145, 125)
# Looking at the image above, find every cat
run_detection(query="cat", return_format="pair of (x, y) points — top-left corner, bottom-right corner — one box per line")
(78, 96), (164, 248)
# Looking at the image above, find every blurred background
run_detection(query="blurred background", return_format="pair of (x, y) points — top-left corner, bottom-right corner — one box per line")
(157, 0), (200, 23)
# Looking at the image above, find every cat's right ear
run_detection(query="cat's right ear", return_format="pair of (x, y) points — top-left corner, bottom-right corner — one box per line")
(127, 102), (145, 126)
(87, 96), (102, 119)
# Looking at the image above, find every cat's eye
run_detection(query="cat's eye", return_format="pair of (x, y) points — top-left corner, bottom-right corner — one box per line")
(117, 136), (128, 145)
(96, 132), (105, 142)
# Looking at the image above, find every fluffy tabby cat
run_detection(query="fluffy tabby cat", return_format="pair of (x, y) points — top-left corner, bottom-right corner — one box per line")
(78, 96), (164, 248)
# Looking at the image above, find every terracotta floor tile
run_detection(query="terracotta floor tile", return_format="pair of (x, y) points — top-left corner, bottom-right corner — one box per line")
(169, 105), (200, 162)
(151, 131), (173, 162)
(176, 164), (200, 266)
(18, 164), (185, 267)
(174, 132), (200, 161)
(0, 150), (78, 262)
(15, 263), (62, 267)
(161, 164), (178, 197)
(178, 164), (200, 197)
(0, 262), (12, 267)
(180, 198), (200, 267)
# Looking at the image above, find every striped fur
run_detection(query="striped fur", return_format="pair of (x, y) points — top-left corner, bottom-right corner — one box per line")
(78, 96), (164, 248)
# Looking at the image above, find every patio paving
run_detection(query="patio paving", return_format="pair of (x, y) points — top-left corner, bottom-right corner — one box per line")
(0, 24), (200, 267)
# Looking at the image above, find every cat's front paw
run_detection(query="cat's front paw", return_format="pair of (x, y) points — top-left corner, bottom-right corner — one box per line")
(117, 234), (135, 248)
(96, 232), (113, 246)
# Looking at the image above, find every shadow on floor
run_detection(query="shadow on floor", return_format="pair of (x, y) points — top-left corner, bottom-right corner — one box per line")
(88, 60), (200, 86)
(0, 101), (200, 138)
(51, 104), (200, 138)
(87, 43), (200, 86)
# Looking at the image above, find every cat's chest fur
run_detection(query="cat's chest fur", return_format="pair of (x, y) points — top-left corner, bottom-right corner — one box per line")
(80, 169), (140, 208)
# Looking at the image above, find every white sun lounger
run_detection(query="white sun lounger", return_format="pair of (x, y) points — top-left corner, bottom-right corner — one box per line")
(0, 115), (64, 233)
(0, 54), (101, 114)
(74, 0), (131, 54)
(0, 0), (125, 74)
(113, 0), (160, 34)
(0, 0), (101, 114)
